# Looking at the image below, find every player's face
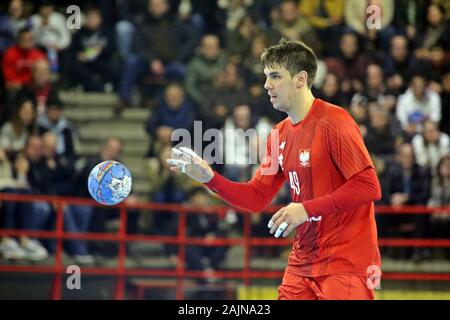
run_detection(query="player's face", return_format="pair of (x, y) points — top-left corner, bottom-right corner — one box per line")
(263, 65), (297, 113)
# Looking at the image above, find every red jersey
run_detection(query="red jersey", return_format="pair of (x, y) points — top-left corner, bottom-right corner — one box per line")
(2, 45), (45, 86)
(251, 98), (381, 277)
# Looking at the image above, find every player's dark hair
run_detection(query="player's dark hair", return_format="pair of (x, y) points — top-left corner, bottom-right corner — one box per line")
(261, 39), (317, 88)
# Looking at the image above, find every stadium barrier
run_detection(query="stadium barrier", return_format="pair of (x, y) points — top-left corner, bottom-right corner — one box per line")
(0, 193), (449, 299)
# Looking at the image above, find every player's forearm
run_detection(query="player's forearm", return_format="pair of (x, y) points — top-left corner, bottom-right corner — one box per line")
(303, 167), (381, 217)
(205, 171), (279, 213)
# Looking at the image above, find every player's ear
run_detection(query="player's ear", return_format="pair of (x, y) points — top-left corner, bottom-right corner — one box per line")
(295, 71), (308, 89)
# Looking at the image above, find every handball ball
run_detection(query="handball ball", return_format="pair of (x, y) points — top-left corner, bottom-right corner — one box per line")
(88, 160), (132, 205)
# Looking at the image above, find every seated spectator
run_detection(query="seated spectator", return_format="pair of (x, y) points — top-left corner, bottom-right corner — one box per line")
(226, 16), (276, 64)
(19, 58), (59, 116)
(200, 62), (249, 129)
(396, 74), (442, 137)
(412, 120), (450, 173)
(184, 34), (228, 106)
(298, 0), (344, 56)
(380, 143), (432, 260)
(222, 104), (272, 182)
(0, 147), (48, 261)
(185, 187), (229, 283)
(0, 98), (37, 159)
(114, 0), (149, 59)
(242, 35), (267, 85)
(148, 145), (194, 206)
(0, 0), (31, 55)
(74, 137), (140, 256)
(226, 16), (253, 63)
(414, 4), (450, 61)
(2, 27), (45, 107)
(348, 94), (370, 133)
(30, 0), (71, 73)
(364, 103), (403, 160)
(216, 0), (254, 33)
(225, 15), (255, 62)
(426, 46), (450, 93)
(145, 82), (196, 157)
(148, 145), (196, 260)
(440, 71), (450, 135)
(371, 153), (392, 205)
(15, 136), (56, 260)
(391, 0), (428, 43)
(176, 0), (221, 34)
(344, 0), (395, 52)
(20, 135), (58, 246)
(382, 35), (417, 95)
(69, 6), (118, 92)
(316, 73), (346, 107)
(388, 144), (432, 207)
(40, 131), (93, 264)
(37, 97), (78, 160)
(114, 0), (203, 58)
(40, 131), (76, 196)
(350, 64), (397, 113)
(325, 31), (371, 105)
(272, 0), (321, 54)
(23, 134), (54, 195)
(118, 0), (199, 107)
(428, 154), (450, 258)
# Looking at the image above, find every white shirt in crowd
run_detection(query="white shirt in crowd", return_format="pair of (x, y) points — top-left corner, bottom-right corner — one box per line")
(412, 132), (450, 172)
(396, 88), (441, 129)
(30, 12), (71, 50)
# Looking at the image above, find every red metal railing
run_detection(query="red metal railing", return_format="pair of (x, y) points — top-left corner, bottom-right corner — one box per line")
(0, 193), (449, 299)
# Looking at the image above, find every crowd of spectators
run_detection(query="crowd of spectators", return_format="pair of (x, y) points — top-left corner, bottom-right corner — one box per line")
(0, 0), (449, 271)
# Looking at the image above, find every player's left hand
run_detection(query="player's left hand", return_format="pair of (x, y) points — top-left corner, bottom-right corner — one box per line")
(268, 203), (309, 238)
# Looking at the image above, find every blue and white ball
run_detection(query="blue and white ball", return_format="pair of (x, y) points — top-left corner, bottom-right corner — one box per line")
(88, 160), (132, 205)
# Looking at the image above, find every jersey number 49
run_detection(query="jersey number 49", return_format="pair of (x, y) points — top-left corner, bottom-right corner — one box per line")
(289, 171), (300, 195)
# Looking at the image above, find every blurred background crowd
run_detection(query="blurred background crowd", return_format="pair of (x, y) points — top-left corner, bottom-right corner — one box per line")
(0, 0), (449, 276)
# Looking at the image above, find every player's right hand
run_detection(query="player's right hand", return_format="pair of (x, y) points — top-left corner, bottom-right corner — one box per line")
(166, 147), (214, 184)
